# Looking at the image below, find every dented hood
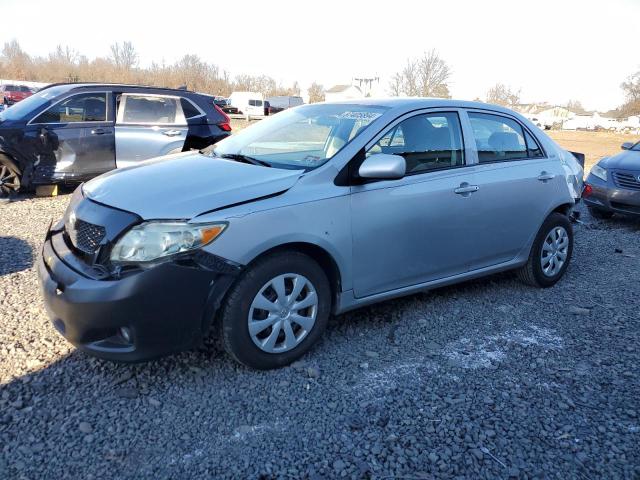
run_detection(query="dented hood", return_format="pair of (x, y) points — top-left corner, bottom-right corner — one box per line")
(83, 152), (303, 220)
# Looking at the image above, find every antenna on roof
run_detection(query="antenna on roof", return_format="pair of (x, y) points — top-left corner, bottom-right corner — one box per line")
(177, 84), (188, 90)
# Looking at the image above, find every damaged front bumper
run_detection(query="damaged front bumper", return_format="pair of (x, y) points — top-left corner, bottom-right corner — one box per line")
(37, 206), (242, 362)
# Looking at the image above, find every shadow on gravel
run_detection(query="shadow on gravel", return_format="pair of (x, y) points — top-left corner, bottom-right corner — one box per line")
(585, 212), (640, 232)
(0, 236), (33, 276)
(0, 189), (73, 205)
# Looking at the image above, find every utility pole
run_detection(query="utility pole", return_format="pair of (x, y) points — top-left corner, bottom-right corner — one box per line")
(353, 76), (380, 97)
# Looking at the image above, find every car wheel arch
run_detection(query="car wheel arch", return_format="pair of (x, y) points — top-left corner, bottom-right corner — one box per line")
(551, 202), (574, 217)
(242, 242), (342, 312)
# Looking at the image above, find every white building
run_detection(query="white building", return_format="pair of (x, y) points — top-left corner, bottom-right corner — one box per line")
(324, 84), (364, 102)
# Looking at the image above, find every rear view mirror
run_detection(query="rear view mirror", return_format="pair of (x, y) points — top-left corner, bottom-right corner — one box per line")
(358, 153), (406, 180)
(621, 142), (634, 150)
(310, 116), (339, 127)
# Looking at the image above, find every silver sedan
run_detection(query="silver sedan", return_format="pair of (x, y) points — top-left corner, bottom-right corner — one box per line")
(39, 98), (584, 369)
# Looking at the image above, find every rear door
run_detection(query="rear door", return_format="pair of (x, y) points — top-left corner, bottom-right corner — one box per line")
(115, 93), (188, 167)
(462, 110), (563, 269)
(29, 91), (115, 180)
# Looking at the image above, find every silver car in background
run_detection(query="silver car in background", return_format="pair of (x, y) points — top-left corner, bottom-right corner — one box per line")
(38, 99), (583, 369)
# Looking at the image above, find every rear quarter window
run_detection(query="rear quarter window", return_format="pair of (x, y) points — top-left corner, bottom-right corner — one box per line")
(180, 98), (202, 119)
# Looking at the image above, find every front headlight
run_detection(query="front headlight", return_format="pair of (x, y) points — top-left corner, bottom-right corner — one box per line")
(590, 164), (607, 182)
(110, 221), (227, 264)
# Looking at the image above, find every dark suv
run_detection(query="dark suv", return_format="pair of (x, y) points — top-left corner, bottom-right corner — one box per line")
(0, 83), (232, 198)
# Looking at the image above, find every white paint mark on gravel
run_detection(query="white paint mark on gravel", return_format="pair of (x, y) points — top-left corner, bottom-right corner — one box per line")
(443, 325), (563, 369)
(352, 326), (563, 398)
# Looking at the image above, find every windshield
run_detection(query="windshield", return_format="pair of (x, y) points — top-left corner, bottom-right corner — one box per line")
(209, 103), (388, 169)
(632, 142), (640, 152)
(0, 85), (72, 122)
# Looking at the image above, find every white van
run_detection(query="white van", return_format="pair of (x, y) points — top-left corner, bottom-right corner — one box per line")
(228, 91), (264, 118)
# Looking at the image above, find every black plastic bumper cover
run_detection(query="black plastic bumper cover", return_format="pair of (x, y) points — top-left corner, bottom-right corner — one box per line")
(38, 230), (240, 362)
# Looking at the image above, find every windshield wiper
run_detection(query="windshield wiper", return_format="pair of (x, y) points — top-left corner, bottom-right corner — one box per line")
(218, 153), (271, 168)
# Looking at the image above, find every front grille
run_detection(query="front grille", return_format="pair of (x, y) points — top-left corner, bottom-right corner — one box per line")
(612, 171), (640, 191)
(67, 218), (106, 255)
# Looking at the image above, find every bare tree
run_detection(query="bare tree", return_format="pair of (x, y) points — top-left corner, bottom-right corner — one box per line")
(49, 45), (79, 64)
(388, 72), (403, 97)
(307, 82), (325, 103)
(619, 70), (640, 116)
(417, 49), (451, 97)
(1, 39), (33, 79)
(387, 50), (451, 98)
(486, 83), (521, 106)
(622, 71), (640, 103)
(109, 41), (138, 70)
(566, 99), (586, 114)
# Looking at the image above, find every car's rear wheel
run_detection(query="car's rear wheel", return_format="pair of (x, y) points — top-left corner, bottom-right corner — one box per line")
(0, 154), (21, 200)
(517, 212), (573, 288)
(219, 251), (331, 369)
(588, 206), (614, 219)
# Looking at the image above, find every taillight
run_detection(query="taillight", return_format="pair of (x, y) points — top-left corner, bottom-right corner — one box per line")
(583, 184), (593, 197)
(213, 104), (232, 132)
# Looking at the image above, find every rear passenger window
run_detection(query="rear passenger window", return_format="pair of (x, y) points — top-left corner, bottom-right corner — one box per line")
(117, 95), (186, 125)
(469, 112), (528, 163)
(367, 112), (465, 174)
(180, 98), (202, 119)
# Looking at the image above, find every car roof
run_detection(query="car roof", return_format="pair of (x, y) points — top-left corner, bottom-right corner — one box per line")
(323, 97), (521, 116)
(39, 82), (196, 95)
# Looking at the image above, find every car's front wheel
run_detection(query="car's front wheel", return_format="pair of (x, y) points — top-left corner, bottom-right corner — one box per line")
(0, 154), (21, 200)
(518, 212), (573, 288)
(219, 251), (331, 369)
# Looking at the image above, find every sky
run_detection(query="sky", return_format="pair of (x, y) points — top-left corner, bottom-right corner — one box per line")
(1, 0), (638, 111)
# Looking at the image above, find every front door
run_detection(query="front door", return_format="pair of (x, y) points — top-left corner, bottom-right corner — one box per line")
(115, 93), (188, 167)
(351, 111), (477, 298)
(29, 91), (115, 181)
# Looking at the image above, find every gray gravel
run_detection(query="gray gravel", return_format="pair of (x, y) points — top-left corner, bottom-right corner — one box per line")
(1, 194), (639, 479)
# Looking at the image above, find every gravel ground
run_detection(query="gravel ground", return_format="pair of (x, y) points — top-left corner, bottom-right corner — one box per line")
(1, 194), (639, 480)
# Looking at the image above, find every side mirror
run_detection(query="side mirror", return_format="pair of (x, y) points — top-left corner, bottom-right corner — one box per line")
(621, 142), (634, 150)
(358, 153), (406, 180)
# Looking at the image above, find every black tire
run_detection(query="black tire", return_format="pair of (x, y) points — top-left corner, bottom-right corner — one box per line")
(0, 154), (21, 200)
(517, 212), (573, 288)
(588, 206), (614, 220)
(219, 251), (331, 370)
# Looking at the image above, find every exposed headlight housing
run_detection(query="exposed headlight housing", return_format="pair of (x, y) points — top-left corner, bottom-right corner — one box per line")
(110, 221), (227, 264)
(590, 164), (607, 182)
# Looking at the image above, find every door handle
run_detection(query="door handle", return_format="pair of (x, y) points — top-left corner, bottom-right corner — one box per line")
(91, 128), (105, 135)
(163, 129), (182, 137)
(538, 171), (555, 182)
(454, 183), (479, 196)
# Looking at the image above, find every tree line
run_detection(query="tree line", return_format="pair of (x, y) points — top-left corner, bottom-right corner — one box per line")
(0, 40), (303, 99)
(1, 39), (638, 115)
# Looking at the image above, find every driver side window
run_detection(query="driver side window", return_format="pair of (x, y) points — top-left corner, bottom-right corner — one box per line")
(367, 112), (465, 175)
(32, 93), (107, 124)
